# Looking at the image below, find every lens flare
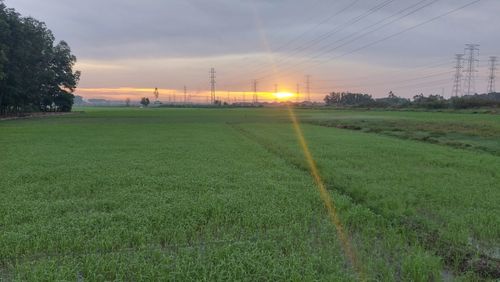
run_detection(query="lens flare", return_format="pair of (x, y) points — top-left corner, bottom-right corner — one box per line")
(286, 105), (365, 281)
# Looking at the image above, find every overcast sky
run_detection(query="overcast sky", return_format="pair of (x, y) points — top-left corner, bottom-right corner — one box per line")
(5, 0), (498, 101)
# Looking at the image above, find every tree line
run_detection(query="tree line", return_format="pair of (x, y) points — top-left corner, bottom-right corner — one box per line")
(324, 91), (500, 109)
(0, 0), (80, 115)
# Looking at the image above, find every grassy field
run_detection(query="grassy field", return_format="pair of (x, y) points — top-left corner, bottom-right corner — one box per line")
(302, 109), (500, 156)
(1, 107), (499, 281)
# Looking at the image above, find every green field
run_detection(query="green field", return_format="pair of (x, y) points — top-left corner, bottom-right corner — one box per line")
(1, 108), (499, 281)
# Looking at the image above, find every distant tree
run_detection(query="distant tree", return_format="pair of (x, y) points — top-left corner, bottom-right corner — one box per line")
(375, 91), (410, 108)
(450, 93), (500, 109)
(412, 93), (447, 109)
(140, 97), (150, 107)
(324, 92), (374, 107)
(125, 97), (131, 107)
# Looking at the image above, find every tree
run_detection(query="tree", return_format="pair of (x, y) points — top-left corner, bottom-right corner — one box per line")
(125, 98), (131, 107)
(375, 91), (410, 108)
(49, 41), (80, 111)
(0, 1), (7, 82)
(324, 92), (374, 107)
(0, 1), (80, 114)
(412, 94), (447, 109)
(54, 92), (74, 112)
(140, 97), (150, 107)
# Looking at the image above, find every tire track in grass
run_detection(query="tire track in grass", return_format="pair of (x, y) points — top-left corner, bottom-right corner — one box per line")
(228, 122), (500, 280)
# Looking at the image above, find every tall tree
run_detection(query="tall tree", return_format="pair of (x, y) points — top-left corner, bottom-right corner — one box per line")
(0, 1), (80, 114)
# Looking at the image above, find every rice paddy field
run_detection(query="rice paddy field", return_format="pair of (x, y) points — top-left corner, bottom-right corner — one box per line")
(1, 107), (499, 281)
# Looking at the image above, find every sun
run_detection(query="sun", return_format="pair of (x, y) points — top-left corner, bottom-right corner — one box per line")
(275, 92), (294, 99)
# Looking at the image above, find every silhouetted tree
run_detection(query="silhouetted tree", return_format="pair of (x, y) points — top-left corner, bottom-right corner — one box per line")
(140, 97), (150, 107)
(0, 1), (80, 114)
(412, 94), (447, 109)
(324, 92), (374, 106)
(375, 91), (410, 108)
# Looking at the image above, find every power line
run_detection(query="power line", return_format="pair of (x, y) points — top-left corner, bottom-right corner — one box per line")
(247, 0), (435, 82)
(223, 0), (363, 81)
(275, 0), (396, 68)
(463, 44), (480, 96)
(315, 71), (452, 90)
(223, 0), (394, 85)
(272, 0), (361, 53)
(487, 56), (497, 94)
(275, 0), (438, 78)
(256, 0), (482, 83)
(312, 59), (453, 84)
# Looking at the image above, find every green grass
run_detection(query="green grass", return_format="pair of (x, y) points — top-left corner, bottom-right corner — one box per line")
(301, 109), (500, 155)
(1, 107), (499, 280)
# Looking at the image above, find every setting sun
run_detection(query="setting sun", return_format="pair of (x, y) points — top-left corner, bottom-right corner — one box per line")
(275, 92), (294, 99)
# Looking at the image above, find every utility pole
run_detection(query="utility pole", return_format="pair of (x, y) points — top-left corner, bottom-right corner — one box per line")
(306, 75), (311, 102)
(209, 68), (216, 104)
(252, 79), (258, 104)
(487, 56), (497, 94)
(452, 54), (464, 97)
(296, 83), (300, 103)
(463, 44), (479, 96)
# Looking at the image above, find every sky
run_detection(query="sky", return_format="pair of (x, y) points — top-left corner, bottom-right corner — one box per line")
(5, 0), (499, 102)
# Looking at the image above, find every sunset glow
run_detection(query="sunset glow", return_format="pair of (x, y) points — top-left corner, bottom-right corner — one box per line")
(275, 92), (294, 99)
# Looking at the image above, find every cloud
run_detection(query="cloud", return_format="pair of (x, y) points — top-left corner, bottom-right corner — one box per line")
(6, 0), (498, 98)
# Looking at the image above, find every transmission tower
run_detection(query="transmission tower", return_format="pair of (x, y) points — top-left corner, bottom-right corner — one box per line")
(452, 54), (464, 97)
(184, 86), (187, 103)
(296, 83), (300, 103)
(306, 75), (311, 101)
(154, 88), (160, 102)
(252, 79), (258, 103)
(487, 56), (497, 94)
(463, 44), (479, 96)
(274, 84), (278, 102)
(209, 68), (216, 104)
